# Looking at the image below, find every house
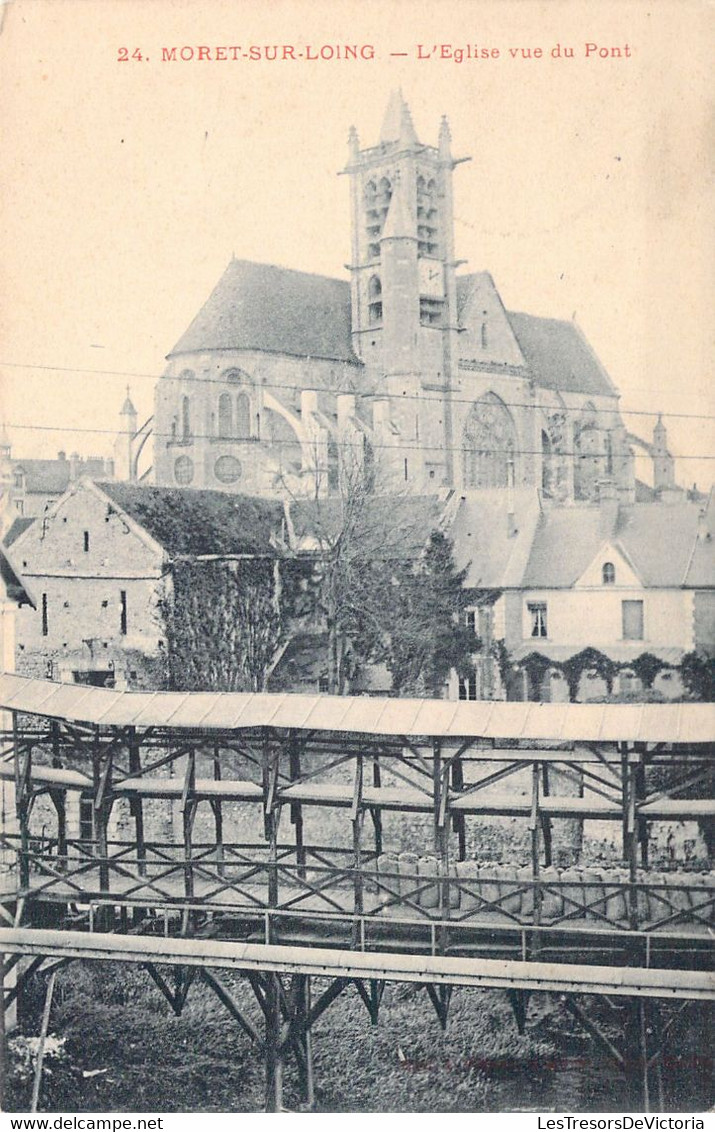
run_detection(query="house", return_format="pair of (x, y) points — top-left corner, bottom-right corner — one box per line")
(0, 434), (115, 527)
(8, 479), (285, 689)
(0, 542), (34, 916)
(448, 488), (715, 701)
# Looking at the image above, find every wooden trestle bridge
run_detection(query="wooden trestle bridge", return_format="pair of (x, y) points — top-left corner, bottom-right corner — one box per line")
(0, 674), (713, 1111)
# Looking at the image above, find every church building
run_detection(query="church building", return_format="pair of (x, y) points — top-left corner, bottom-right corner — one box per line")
(152, 92), (671, 503)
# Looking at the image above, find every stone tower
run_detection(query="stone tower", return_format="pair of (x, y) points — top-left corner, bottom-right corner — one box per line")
(114, 388), (138, 481)
(345, 92), (465, 487)
(652, 414), (676, 491)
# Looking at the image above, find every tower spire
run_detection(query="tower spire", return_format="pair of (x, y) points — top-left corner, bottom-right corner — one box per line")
(380, 89), (418, 145)
(381, 175), (414, 241)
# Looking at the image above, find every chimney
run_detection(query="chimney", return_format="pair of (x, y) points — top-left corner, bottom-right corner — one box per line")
(69, 452), (81, 482)
(598, 480), (619, 539)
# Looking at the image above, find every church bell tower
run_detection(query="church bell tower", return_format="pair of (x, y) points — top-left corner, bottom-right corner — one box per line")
(344, 92), (467, 486)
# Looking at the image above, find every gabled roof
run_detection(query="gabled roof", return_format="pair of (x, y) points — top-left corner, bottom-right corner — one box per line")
(447, 489), (542, 589)
(13, 459), (71, 495)
(168, 259), (361, 364)
(288, 494), (443, 555)
(12, 456), (112, 496)
(456, 273), (528, 370)
(4, 516), (35, 547)
(680, 488), (713, 588)
(0, 545), (34, 606)
(522, 501), (709, 589)
(97, 482), (285, 558)
(506, 311), (617, 398)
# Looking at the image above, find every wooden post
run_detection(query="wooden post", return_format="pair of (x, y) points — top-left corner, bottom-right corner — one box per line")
(623, 997), (649, 1112)
(530, 761), (542, 948)
(128, 728), (146, 878)
(30, 971), (56, 1113)
(540, 763), (553, 867)
(0, 952), (7, 1113)
(371, 754), (382, 857)
(450, 752), (466, 861)
(635, 745), (649, 869)
(293, 974), (314, 1109)
(212, 743), (224, 879)
(92, 729), (113, 929)
(432, 738), (441, 856)
(50, 723), (67, 867)
(625, 751), (639, 931)
(14, 714), (31, 893)
(619, 741), (629, 863)
(289, 733), (305, 879)
(264, 972), (283, 1113)
(181, 750), (196, 909)
(351, 754), (364, 949)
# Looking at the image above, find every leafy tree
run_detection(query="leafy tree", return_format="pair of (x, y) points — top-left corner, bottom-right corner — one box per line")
(386, 531), (477, 697)
(159, 558), (285, 692)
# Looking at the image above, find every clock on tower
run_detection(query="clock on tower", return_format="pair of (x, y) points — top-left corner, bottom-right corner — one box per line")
(418, 260), (444, 298)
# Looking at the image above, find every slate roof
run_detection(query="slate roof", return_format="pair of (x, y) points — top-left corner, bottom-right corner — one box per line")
(12, 457), (112, 496)
(522, 501), (710, 589)
(14, 459), (71, 495)
(4, 516), (35, 547)
(447, 489), (542, 589)
(505, 311), (617, 398)
(97, 482), (286, 558)
(288, 494), (443, 554)
(683, 489), (714, 588)
(0, 546), (34, 606)
(168, 260), (360, 364)
(168, 258), (617, 399)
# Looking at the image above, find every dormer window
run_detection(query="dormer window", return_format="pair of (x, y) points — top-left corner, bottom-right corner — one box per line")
(602, 562), (616, 585)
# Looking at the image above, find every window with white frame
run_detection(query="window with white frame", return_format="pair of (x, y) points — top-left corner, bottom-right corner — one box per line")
(528, 602), (548, 638)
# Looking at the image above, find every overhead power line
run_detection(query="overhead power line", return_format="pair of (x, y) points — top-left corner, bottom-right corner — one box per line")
(0, 359), (713, 423)
(4, 420), (715, 460)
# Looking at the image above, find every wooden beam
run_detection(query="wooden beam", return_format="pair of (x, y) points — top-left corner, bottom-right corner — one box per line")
(201, 969), (262, 1047)
(4, 929), (711, 1000)
(30, 970), (56, 1113)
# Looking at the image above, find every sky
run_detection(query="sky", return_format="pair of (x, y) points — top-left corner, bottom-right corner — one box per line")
(0, 0), (713, 489)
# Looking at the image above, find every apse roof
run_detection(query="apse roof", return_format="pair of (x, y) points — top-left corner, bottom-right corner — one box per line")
(168, 259), (360, 364)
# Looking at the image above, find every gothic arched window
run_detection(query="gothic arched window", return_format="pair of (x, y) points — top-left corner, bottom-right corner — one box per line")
(366, 178), (392, 259)
(368, 275), (382, 325)
(541, 429), (553, 495)
(574, 401), (602, 500)
(462, 393), (516, 489)
(416, 174), (439, 255)
(218, 393), (233, 438)
(602, 562), (616, 585)
(181, 396), (191, 440)
(236, 392), (251, 439)
(327, 435), (339, 494)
